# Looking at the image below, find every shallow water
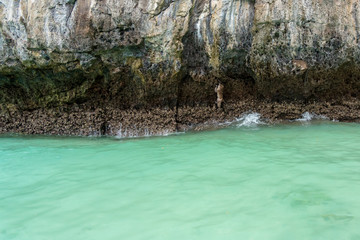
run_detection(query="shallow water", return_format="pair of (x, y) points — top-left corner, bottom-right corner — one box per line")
(1, 121), (360, 240)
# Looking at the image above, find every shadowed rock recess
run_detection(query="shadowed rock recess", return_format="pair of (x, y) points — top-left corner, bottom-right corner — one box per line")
(0, 0), (360, 136)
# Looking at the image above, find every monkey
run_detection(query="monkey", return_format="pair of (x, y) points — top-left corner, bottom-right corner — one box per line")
(291, 59), (308, 72)
(215, 83), (224, 109)
(291, 59), (309, 83)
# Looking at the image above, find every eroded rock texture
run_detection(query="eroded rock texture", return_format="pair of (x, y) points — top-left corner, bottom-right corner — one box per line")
(0, 0), (359, 125)
(251, 0), (360, 100)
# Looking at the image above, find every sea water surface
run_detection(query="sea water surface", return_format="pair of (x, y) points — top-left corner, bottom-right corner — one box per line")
(1, 117), (360, 240)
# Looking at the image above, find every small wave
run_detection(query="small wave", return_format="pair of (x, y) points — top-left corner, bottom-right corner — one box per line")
(115, 124), (180, 139)
(235, 112), (264, 127)
(296, 112), (328, 122)
(116, 129), (170, 139)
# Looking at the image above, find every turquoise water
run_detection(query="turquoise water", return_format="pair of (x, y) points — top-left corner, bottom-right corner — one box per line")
(1, 121), (360, 239)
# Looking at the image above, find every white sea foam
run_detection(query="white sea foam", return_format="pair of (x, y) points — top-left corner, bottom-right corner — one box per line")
(296, 112), (329, 122)
(114, 112), (266, 138)
(235, 112), (264, 127)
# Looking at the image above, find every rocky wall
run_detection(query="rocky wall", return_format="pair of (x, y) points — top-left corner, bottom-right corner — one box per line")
(0, 0), (359, 113)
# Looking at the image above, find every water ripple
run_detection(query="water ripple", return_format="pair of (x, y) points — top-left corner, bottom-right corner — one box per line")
(1, 123), (360, 239)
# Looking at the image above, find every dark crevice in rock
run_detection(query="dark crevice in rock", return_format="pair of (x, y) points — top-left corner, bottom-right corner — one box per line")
(66, 0), (77, 29)
(174, 71), (188, 130)
(100, 121), (109, 136)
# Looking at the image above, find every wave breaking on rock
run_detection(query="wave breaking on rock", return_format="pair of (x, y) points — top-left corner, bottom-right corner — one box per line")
(235, 113), (265, 127)
(295, 112), (329, 122)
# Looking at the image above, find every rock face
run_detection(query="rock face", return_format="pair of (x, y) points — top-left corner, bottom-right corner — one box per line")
(0, 0), (360, 135)
(251, 0), (360, 100)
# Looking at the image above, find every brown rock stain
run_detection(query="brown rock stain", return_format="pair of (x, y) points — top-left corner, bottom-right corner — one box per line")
(73, 0), (92, 37)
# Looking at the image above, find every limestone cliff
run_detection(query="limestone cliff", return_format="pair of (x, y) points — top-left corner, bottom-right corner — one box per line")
(0, 0), (360, 127)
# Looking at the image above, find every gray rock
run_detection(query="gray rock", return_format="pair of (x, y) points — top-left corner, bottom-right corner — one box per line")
(0, 0), (359, 111)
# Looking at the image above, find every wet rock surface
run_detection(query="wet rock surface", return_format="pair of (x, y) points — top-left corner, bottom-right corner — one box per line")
(1, 99), (360, 137)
